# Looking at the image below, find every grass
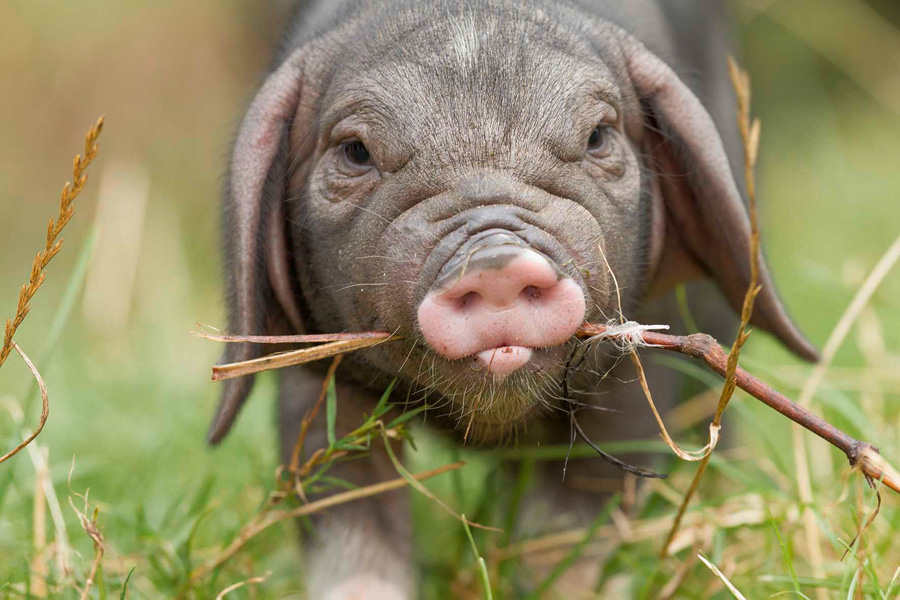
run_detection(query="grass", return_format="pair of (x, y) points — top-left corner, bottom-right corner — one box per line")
(1, 1), (900, 598)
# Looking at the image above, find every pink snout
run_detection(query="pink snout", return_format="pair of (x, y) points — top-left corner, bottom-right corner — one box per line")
(417, 245), (586, 376)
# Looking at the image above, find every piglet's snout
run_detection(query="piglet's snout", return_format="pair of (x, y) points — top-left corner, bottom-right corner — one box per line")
(417, 244), (586, 376)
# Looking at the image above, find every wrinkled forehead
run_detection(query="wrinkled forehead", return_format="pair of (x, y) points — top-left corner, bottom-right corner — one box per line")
(317, 10), (625, 144)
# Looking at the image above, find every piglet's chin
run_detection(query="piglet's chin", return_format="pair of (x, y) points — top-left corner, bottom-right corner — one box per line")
(473, 346), (533, 378)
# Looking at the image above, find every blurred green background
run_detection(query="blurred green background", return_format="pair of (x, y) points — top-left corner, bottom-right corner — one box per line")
(1, 0), (899, 598)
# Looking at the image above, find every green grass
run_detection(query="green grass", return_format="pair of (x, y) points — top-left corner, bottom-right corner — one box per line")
(1, 0), (900, 598)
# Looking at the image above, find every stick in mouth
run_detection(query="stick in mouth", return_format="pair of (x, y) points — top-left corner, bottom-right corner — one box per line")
(196, 322), (900, 495)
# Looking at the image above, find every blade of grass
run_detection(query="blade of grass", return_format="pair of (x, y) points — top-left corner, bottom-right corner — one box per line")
(846, 567), (862, 600)
(372, 379), (398, 417)
(462, 514), (493, 600)
(385, 404), (428, 429)
(119, 567), (135, 600)
(883, 568), (900, 599)
(22, 226), (98, 412)
(767, 506), (802, 596)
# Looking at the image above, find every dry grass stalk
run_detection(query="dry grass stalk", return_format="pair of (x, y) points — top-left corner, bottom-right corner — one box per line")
(215, 571), (272, 600)
(68, 493), (105, 600)
(0, 117), (104, 370)
(287, 355), (343, 484)
(190, 460), (465, 581)
(658, 540), (702, 600)
(660, 57), (763, 557)
(842, 486), (881, 562)
(0, 343), (49, 465)
(629, 351), (718, 462)
(600, 243), (716, 463)
(697, 553), (748, 600)
(30, 445), (49, 597)
(492, 492), (783, 563)
(211, 336), (399, 381)
(0, 117), (104, 467)
(194, 325), (394, 344)
(4, 397), (75, 574)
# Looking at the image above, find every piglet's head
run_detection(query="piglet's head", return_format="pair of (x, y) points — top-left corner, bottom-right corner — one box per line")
(208, 8), (816, 443)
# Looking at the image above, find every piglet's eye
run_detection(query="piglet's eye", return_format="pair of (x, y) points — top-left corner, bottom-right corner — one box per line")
(343, 140), (372, 166)
(587, 125), (612, 154)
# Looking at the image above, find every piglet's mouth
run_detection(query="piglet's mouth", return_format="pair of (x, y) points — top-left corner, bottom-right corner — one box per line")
(471, 346), (534, 378)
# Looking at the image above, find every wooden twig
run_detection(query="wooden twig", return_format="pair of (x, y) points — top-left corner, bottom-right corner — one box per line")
(204, 319), (900, 497)
(190, 460), (465, 581)
(575, 324), (900, 495)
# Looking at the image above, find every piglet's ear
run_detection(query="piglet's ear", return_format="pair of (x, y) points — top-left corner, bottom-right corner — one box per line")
(616, 31), (819, 362)
(208, 49), (308, 445)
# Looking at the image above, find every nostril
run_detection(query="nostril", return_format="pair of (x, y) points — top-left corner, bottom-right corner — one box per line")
(521, 285), (542, 301)
(456, 291), (481, 310)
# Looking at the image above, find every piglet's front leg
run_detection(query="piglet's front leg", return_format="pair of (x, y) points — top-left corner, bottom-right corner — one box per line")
(278, 367), (413, 600)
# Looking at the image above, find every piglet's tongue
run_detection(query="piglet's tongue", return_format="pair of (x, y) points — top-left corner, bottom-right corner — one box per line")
(474, 346), (533, 377)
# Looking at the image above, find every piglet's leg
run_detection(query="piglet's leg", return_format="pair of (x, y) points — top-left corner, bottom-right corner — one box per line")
(279, 367), (413, 600)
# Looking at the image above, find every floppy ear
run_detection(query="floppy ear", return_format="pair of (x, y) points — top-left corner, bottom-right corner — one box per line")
(208, 49), (308, 444)
(616, 31), (819, 362)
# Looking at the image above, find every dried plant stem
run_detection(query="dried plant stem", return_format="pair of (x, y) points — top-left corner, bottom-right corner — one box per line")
(698, 553), (748, 600)
(190, 460), (465, 581)
(194, 326), (394, 344)
(630, 351), (717, 462)
(288, 355), (343, 478)
(0, 117), (104, 370)
(0, 344), (49, 465)
(30, 445), (49, 597)
(0, 117), (103, 467)
(211, 336), (399, 381)
(659, 58), (763, 557)
(215, 572), (272, 600)
(4, 399), (74, 573)
(79, 547), (104, 600)
(69, 496), (105, 600)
